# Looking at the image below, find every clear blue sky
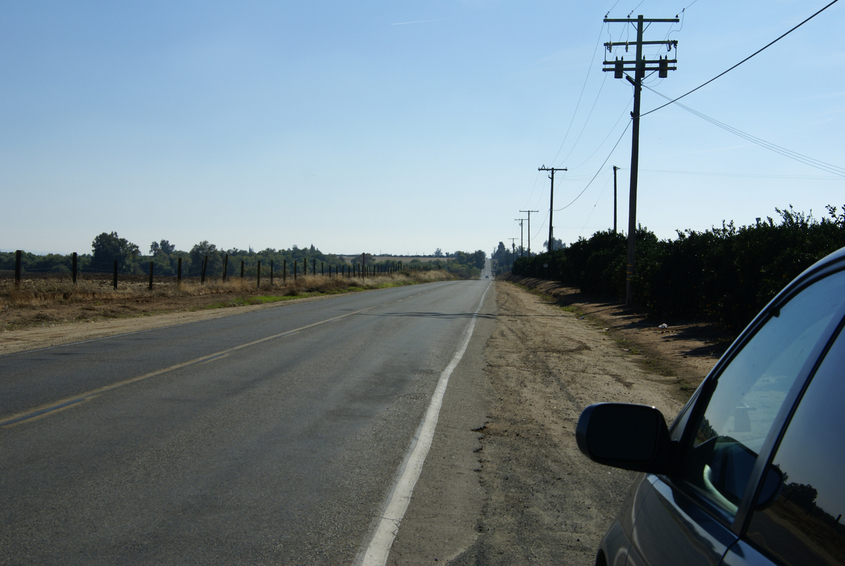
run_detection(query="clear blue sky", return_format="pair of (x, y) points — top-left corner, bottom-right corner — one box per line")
(2, 1), (843, 257)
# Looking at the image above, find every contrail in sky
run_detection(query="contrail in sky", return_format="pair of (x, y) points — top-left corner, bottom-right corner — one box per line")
(390, 19), (445, 25)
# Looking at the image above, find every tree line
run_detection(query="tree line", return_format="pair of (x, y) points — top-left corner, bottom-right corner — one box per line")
(1, 234), (488, 281)
(509, 205), (845, 331)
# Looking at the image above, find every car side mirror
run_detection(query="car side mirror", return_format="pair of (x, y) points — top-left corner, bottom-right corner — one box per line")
(576, 403), (674, 474)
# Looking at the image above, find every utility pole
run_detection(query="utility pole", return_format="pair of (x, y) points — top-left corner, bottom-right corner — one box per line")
(515, 218), (525, 257)
(612, 166), (619, 234)
(538, 166), (567, 253)
(520, 210), (539, 256)
(508, 238), (518, 270)
(603, 14), (678, 304)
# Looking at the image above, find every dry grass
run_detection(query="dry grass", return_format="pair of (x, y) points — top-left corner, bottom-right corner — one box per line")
(0, 271), (455, 309)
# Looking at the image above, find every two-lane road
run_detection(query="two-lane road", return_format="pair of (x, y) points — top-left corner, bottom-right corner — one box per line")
(0, 280), (495, 565)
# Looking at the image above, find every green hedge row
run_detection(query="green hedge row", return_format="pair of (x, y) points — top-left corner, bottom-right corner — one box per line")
(512, 206), (845, 331)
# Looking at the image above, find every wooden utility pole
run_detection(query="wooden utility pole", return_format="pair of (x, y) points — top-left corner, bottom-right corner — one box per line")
(612, 166), (619, 234)
(603, 15), (678, 304)
(520, 209), (539, 256)
(508, 238), (518, 269)
(538, 166), (567, 252)
(515, 218), (525, 257)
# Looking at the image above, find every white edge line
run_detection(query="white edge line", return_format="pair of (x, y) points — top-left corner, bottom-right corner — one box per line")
(357, 281), (492, 566)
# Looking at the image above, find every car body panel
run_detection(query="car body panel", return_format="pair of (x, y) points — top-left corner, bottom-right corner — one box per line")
(720, 540), (783, 566)
(584, 247), (845, 566)
(631, 476), (736, 566)
(598, 473), (653, 566)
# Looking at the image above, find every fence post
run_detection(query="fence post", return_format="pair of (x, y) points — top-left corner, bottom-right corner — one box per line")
(257, 261), (261, 288)
(14, 250), (22, 290)
(72, 252), (78, 285)
(294, 261), (298, 281)
(223, 254), (229, 282)
(149, 262), (154, 291)
(201, 255), (208, 284)
(177, 258), (182, 289)
(113, 260), (118, 290)
(313, 259), (316, 276)
(270, 260), (274, 286)
(241, 260), (245, 279)
(283, 259), (287, 283)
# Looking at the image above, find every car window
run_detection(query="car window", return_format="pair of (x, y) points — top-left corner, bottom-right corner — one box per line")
(746, 324), (845, 566)
(679, 271), (845, 519)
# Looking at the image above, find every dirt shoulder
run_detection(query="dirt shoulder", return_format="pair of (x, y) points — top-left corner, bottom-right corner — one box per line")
(441, 279), (730, 565)
(508, 276), (734, 395)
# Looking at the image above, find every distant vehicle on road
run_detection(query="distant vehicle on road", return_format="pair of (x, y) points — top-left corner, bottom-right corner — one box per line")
(577, 246), (845, 566)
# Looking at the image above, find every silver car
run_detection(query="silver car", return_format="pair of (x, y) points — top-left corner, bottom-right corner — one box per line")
(577, 246), (845, 565)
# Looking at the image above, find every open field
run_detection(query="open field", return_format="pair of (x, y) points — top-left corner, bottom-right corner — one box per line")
(0, 270), (455, 337)
(338, 255), (451, 264)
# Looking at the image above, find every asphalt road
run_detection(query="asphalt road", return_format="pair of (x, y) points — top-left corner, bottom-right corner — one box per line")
(0, 280), (495, 565)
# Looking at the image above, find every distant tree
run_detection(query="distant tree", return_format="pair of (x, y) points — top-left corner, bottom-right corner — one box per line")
(150, 239), (175, 255)
(91, 232), (140, 273)
(470, 250), (486, 269)
(445, 250), (487, 278)
(543, 237), (565, 251)
(189, 241), (222, 277)
(151, 250), (179, 276)
(434, 248), (443, 257)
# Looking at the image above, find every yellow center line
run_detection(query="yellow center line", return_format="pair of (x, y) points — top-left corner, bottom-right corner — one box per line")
(0, 300), (393, 428)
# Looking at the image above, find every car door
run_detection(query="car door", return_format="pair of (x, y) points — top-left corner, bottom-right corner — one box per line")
(626, 267), (845, 566)
(722, 313), (845, 566)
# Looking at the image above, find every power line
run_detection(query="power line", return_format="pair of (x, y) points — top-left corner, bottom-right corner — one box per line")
(641, 0), (840, 117)
(578, 172), (615, 239)
(570, 99), (631, 170)
(531, 209), (550, 243)
(556, 119), (631, 211)
(642, 84), (845, 177)
(560, 72), (611, 167)
(549, 23), (607, 166)
(637, 168), (844, 180)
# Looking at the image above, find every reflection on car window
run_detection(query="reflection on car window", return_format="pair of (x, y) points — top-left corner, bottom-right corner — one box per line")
(747, 325), (845, 566)
(680, 271), (845, 519)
